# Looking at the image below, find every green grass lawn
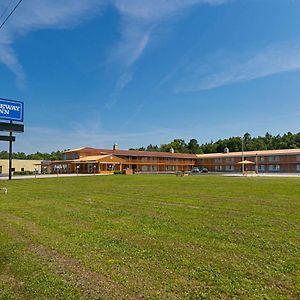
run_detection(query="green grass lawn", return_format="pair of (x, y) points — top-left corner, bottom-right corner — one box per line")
(0, 175), (299, 299)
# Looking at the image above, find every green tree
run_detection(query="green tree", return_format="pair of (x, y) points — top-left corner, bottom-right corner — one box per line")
(187, 138), (202, 154)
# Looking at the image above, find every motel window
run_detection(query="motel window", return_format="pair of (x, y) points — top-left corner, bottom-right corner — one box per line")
(225, 165), (234, 171)
(269, 165), (280, 172)
(21, 168), (24, 172)
(259, 165), (265, 171)
(269, 156), (279, 162)
(296, 155), (300, 162)
(225, 158), (234, 163)
(297, 165), (300, 172)
(215, 165), (222, 171)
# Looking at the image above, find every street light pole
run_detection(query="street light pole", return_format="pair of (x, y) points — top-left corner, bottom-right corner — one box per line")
(241, 136), (245, 176)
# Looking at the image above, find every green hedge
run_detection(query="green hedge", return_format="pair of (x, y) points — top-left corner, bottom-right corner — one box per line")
(13, 171), (35, 176)
(114, 170), (125, 175)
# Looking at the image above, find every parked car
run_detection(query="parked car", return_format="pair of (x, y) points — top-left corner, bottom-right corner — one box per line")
(190, 167), (209, 174)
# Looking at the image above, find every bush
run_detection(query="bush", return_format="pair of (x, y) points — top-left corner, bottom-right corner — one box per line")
(114, 170), (124, 175)
(13, 171), (35, 176)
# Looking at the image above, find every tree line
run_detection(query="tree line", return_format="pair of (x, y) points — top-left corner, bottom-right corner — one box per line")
(0, 150), (61, 160)
(1, 132), (300, 159)
(130, 132), (300, 154)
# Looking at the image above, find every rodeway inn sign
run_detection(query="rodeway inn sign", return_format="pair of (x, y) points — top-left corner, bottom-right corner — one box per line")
(0, 97), (24, 180)
(0, 98), (24, 122)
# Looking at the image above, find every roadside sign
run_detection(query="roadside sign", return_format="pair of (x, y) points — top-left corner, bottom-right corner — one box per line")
(0, 98), (24, 122)
(0, 122), (24, 132)
(0, 135), (15, 142)
(0, 97), (25, 180)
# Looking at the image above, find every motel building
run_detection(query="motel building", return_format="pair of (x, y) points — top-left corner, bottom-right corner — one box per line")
(43, 146), (300, 175)
(44, 146), (197, 174)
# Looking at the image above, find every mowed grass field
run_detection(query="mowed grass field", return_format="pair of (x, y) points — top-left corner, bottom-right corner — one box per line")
(0, 175), (300, 299)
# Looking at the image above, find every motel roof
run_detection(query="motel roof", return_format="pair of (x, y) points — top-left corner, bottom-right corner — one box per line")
(63, 147), (198, 159)
(72, 154), (126, 163)
(62, 147), (300, 160)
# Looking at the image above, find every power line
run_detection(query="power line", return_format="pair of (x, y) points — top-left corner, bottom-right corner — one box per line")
(0, 0), (15, 24)
(0, 0), (23, 32)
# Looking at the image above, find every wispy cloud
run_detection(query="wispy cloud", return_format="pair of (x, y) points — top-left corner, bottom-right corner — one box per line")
(0, 43), (25, 86)
(175, 41), (300, 92)
(110, 0), (227, 66)
(106, 70), (133, 108)
(0, 0), (227, 93)
(108, 0), (227, 105)
(0, 0), (105, 83)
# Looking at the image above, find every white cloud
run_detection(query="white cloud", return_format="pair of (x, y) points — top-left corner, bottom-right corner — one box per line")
(0, 0), (105, 82)
(0, 43), (25, 85)
(110, 0), (227, 66)
(106, 70), (133, 108)
(108, 0), (227, 105)
(0, 0), (228, 94)
(175, 41), (300, 92)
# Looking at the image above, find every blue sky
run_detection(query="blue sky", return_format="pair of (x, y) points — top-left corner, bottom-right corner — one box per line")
(1, 0), (300, 153)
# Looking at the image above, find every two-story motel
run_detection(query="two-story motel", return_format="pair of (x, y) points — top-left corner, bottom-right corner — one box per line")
(43, 146), (300, 174)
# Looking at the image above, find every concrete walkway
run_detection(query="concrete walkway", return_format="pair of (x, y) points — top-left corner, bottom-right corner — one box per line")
(223, 173), (300, 178)
(0, 173), (110, 180)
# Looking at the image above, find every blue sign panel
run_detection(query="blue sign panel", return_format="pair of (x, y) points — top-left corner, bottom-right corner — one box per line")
(0, 98), (24, 122)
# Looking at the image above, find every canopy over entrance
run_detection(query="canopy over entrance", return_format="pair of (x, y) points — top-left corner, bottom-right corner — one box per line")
(72, 154), (126, 173)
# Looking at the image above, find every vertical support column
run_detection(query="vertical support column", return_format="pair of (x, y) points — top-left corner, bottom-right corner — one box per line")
(241, 136), (245, 175)
(8, 121), (13, 180)
(255, 154), (258, 174)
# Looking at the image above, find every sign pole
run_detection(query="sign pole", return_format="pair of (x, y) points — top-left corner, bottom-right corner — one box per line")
(8, 121), (13, 180)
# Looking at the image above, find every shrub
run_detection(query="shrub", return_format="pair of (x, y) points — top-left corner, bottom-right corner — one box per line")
(114, 170), (124, 175)
(13, 171), (35, 176)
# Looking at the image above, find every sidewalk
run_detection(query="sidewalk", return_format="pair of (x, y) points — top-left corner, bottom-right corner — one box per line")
(0, 173), (110, 180)
(223, 173), (300, 178)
